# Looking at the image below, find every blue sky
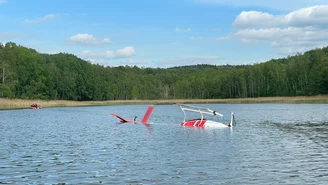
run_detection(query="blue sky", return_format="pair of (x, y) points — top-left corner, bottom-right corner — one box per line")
(1, 0), (328, 68)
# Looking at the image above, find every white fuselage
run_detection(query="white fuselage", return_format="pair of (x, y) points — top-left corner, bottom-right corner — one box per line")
(203, 120), (230, 128)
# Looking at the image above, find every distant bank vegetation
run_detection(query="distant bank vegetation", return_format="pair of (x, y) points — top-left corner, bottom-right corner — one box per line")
(0, 42), (327, 102)
(1, 96), (328, 110)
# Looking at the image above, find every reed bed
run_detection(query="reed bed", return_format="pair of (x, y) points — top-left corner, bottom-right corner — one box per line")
(1, 95), (328, 110)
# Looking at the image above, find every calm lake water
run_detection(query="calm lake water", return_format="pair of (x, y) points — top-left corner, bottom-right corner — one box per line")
(1, 104), (328, 184)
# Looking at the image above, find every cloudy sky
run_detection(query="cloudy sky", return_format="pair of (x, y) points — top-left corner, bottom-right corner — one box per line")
(1, 0), (328, 68)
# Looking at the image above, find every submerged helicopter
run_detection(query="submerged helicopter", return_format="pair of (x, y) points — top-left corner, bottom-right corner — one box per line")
(111, 104), (236, 129)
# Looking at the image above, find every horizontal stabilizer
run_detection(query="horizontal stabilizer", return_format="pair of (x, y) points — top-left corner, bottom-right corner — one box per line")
(111, 113), (128, 123)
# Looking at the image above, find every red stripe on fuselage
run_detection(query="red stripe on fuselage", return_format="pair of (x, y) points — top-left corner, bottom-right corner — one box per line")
(182, 120), (207, 127)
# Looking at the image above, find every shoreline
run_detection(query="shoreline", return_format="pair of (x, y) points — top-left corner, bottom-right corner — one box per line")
(1, 95), (328, 110)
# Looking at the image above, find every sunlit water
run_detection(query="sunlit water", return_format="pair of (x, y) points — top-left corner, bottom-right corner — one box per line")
(1, 104), (328, 184)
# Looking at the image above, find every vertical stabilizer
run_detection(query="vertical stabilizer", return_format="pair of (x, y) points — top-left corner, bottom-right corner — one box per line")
(141, 106), (154, 123)
(228, 112), (236, 127)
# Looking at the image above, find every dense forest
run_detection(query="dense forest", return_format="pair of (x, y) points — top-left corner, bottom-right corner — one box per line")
(0, 42), (327, 100)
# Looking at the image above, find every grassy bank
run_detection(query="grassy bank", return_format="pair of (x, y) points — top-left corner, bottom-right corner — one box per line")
(1, 95), (328, 110)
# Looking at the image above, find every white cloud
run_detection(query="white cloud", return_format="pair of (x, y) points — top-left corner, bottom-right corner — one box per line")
(22, 14), (59, 24)
(156, 56), (223, 68)
(80, 46), (136, 60)
(115, 46), (136, 58)
(82, 58), (149, 67)
(81, 52), (225, 68)
(0, 0), (6, 5)
(286, 5), (328, 27)
(233, 11), (285, 29)
(221, 5), (328, 55)
(189, 36), (221, 40)
(80, 47), (137, 66)
(117, 58), (150, 67)
(175, 26), (192, 32)
(197, 0), (327, 10)
(233, 5), (328, 29)
(189, 36), (206, 40)
(68, 33), (111, 45)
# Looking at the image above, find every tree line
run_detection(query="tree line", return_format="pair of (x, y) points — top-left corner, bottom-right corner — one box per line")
(0, 42), (327, 100)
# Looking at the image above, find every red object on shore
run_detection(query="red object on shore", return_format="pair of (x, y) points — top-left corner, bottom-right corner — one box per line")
(30, 104), (42, 109)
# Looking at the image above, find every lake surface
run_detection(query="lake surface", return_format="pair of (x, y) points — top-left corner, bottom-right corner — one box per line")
(1, 104), (328, 184)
